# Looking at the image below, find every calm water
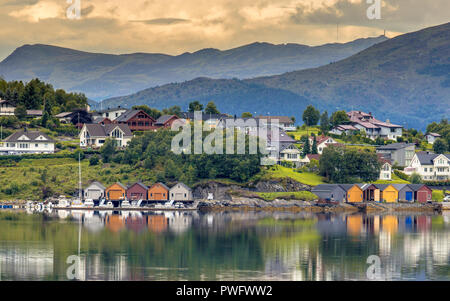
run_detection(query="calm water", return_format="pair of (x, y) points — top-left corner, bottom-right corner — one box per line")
(0, 209), (449, 281)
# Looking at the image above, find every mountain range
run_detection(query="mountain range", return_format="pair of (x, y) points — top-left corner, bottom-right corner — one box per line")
(0, 36), (387, 100)
(101, 22), (450, 130)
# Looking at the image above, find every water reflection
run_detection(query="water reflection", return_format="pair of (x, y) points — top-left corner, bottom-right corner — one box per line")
(0, 210), (448, 281)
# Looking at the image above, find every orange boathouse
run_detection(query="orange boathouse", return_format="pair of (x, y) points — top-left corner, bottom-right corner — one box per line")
(106, 182), (127, 200)
(148, 183), (170, 201)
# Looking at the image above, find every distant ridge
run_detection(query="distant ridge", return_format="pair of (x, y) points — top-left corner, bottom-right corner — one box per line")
(0, 36), (388, 100)
(100, 22), (450, 130)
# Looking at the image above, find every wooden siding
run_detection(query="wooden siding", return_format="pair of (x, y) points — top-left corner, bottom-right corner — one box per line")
(346, 185), (363, 203)
(106, 183), (126, 200)
(381, 185), (398, 203)
(127, 183), (148, 200)
(148, 183), (169, 201)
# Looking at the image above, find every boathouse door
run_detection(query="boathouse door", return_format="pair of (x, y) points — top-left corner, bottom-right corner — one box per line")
(405, 191), (413, 202)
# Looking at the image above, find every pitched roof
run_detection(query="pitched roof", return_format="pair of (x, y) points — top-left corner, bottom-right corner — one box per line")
(312, 135), (335, 145)
(179, 112), (228, 120)
(374, 184), (390, 191)
(115, 110), (155, 123)
(155, 115), (178, 125)
(86, 181), (106, 190)
(392, 184), (409, 191)
(108, 182), (127, 190)
(268, 131), (296, 143)
(339, 184), (359, 191)
(0, 99), (14, 106)
(98, 106), (127, 113)
(358, 184), (377, 191)
(128, 182), (149, 190)
(3, 130), (55, 143)
(256, 116), (294, 124)
(306, 154), (321, 161)
(92, 116), (110, 123)
(377, 153), (392, 164)
(335, 124), (358, 131)
(150, 182), (170, 191)
(408, 184), (426, 191)
(377, 143), (415, 150)
(83, 123), (133, 137)
(426, 132), (441, 137)
(55, 112), (73, 118)
(26, 110), (43, 116)
(170, 182), (192, 191)
(415, 151), (450, 165)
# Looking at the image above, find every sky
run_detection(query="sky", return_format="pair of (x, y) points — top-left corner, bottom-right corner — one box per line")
(0, 0), (449, 60)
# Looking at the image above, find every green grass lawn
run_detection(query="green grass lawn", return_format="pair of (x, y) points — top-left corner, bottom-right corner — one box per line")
(261, 165), (325, 186)
(432, 190), (445, 202)
(374, 174), (411, 184)
(289, 126), (320, 140)
(256, 191), (317, 201)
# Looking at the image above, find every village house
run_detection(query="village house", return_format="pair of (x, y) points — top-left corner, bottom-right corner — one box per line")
(269, 143), (302, 167)
(84, 181), (106, 200)
(26, 110), (43, 119)
(404, 151), (450, 181)
(98, 106), (128, 121)
(408, 184), (433, 203)
(377, 154), (392, 181)
(55, 112), (74, 123)
(374, 184), (399, 203)
(332, 111), (403, 140)
(91, 116), (112, 125)
(256, 116), (296, 132)
(154, 115), (180, 129)
(0, 130), (55, 155)
(340, 184), (364, 203)
(298, 154), (321, 167)
(179, 112), (229, 129)
(308, 135), (338, 155)
(376, 143), (415, 167)
(114, 109), (156, 132)
(425, 132), (441, 144)
(0, 99), (15, 116)
(169, 182), (193, 201)
(79, 123), (133, 148)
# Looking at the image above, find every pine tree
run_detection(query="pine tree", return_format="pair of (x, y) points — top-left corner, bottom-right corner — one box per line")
(302, 137), (311, 156)
(311, 136), (318, 154)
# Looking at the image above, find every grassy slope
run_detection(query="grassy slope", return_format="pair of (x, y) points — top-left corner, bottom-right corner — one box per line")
(373, 174), (411, 184)
(260, 165), (325, 186)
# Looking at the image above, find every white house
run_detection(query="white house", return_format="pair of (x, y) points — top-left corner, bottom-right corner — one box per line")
(79, 124), (133, 148)
(425, 133), (441, 145)
(333, 111), (403, 140)
(0, 130), (55, 155)
(330, 124), (358, 135)
(309, 135), (339, 155)
(268, 143), (302, 167)
(404, 151), (450, 181)
(98, 107), (128, 121)
(256, 116), (296, 132)
(0, 99), (16, 116)
(377, 155), (392, 181)
(298, 154), (321, 167)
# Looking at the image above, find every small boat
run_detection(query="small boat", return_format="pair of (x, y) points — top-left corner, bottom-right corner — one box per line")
(84, 199), (94, 208)
(174, 202), (185, 209)
(71, 199), (85, 208)
(121, 199), (131, 208)
(57, 198), (70, 208)
(130, 199), (143, 208)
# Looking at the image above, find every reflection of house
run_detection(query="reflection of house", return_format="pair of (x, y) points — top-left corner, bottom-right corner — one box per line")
(147, 215), (168, 233)
(106, 183), (127, 200)
(0, 130), (55, 155)
(168, 212), (192, 233)
(106, 215), (125, 232)
(346, 215), (362, 235)
(79, 123), (133, 148)
(381, 216), (398, 234)
(169, 182), (193, 201)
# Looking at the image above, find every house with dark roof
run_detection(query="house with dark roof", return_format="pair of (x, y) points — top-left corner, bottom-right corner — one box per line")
(114, 109), (156, 131)
(425, 132), (441, 145)
(256, 116), (296, 132)
(346, 111), (403, 140)
(0, 130), (55, 155)
(98, 106), (128, 121)
(376, 143), (415, 167)
(127, 182), (149, 200)
(311, 184), (346, 202)
(155, 115), (180, 128)
(0, 99), (16, 116)
(404, 151), (450, 181)
(267, 143), (302, 167)
(330, 124), (359, 136)
(84, 181), (106, 200)
(79, 123), (133, 148)
(179, 112), (229, 129)
(377, 154), (392, 181)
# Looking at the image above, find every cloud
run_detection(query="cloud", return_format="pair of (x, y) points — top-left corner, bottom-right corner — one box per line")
(131, 18), (190, 25)
(0, 0), (448, 61)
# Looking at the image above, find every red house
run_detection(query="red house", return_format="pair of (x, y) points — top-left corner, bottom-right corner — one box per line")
(127, 182), (149, 200)
(409, 184), (432, 203)
(114, 110), (156, 131)
(154, 115), (180, 129)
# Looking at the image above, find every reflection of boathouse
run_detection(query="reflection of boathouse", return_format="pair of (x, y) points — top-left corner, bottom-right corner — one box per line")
(147, 215), (168, 233)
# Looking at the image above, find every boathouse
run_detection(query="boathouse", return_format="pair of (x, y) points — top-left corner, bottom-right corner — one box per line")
(127, 182), (148, 200)
(84, 181), (106, 200)
(340, 184), (363, 203)
(358, 184), (380, 202)
(169, 182), (193, 201)
(106, 182), (127, 200)
(375, 184), (398, 203)
(408, 184), (432, 203)
(311, 184), (346, 202)
(393, 184), (414, 202)
(148, 183), (170, 201)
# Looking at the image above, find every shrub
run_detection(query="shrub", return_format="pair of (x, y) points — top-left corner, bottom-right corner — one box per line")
(89, 155), (100, 166)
